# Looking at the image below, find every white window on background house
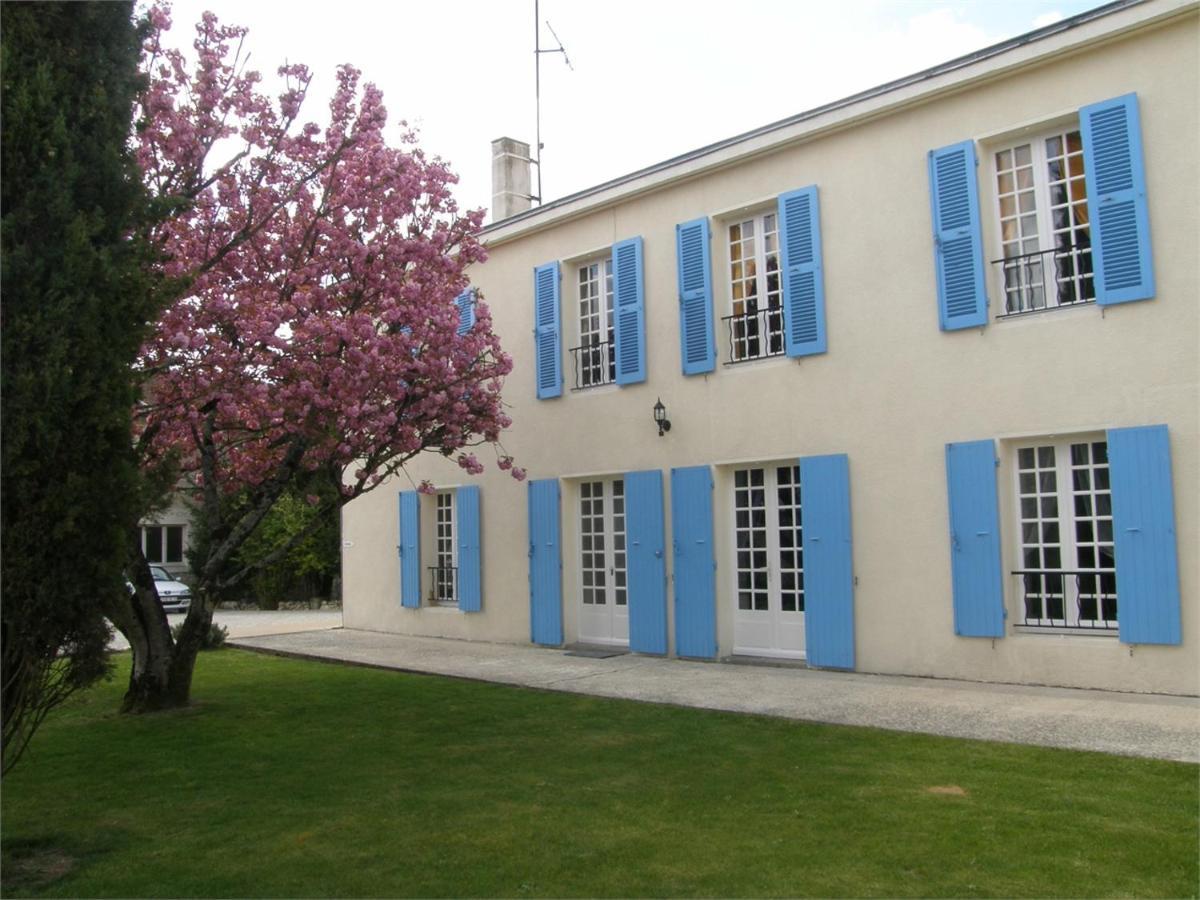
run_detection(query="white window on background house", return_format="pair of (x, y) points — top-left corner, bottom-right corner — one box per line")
(142, 524), (184, 565)
(1014, 437), (1116, 631)
(992, 128), (1094, 316)
(726, 213), (784, 362)
(432, 492), (456, 605)
(570, 259), (615, 389)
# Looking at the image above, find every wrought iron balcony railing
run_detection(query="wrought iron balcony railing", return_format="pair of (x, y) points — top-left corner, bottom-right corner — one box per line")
(1012, 569), (1117, 630)
(992, 241), (1095, 316)
(428, 565), (457, 605)
(569, 340), (616, 390)
(721, 304), (785, 364)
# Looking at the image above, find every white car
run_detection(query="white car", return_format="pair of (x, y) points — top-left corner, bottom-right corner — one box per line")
(151, 565), (192, 612)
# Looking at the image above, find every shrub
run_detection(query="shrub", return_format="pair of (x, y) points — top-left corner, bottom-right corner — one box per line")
(170, 621), (227, 650)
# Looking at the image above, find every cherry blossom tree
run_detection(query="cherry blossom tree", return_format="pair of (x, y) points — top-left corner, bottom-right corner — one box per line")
(107, 7), (520, 711)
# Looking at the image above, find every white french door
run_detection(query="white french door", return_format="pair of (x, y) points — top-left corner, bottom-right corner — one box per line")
(732, 465), (806, 658)
(578, 479), (629, 646)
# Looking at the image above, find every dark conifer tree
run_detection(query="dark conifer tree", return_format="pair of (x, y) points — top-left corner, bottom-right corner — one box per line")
(1, 2), (159, 774)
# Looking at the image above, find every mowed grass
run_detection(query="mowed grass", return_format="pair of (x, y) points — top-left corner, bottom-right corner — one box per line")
(2, 650), (1196, 898)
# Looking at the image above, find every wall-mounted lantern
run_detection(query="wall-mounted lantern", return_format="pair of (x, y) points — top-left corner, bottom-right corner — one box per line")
(653, 398), (671, 437)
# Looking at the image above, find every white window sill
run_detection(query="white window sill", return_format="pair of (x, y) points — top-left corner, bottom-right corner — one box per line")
(723, 354), (797, 375)
(1013, 624), (1117, 638)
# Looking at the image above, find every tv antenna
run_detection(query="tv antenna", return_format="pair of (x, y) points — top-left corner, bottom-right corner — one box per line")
(534, 0), (572, 205)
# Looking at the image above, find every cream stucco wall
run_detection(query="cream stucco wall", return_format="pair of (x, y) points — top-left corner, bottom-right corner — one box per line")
(343, 4), (1199, 695)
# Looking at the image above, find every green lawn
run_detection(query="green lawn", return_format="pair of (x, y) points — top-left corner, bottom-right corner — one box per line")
(2, 650), (1196, 898)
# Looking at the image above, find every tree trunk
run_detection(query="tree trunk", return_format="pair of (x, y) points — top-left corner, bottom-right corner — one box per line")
(106, 539), (212, 712)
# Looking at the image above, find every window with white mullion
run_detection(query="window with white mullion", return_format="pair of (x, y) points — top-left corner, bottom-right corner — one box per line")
(575, 260), (615, 388)
(580, 481), (607, 605)
(1069, 441), (1116, 627)
(1017, 446), (1065, 624)
(727, 214), (783, 362)
(434, 492), (455, 604)
(611, 481), (627, 607)
(580, 479), (626, 607)
(1015, 438), (1115, 630)
(1044, 131), (1094, 307)
(734, 468), (770, 611)
(993, 128), (1093, 316)
(775, 465), (804, 613)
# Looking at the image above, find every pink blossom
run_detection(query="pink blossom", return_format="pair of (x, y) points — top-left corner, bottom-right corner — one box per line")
(133, 6), (517, 513)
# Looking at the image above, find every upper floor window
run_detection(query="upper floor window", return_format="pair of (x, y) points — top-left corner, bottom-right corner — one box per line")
(431, 492), (456, 605)
(992, 129), (1094, 316)
(569, 259), (615, 389)
(724, 213), (784, 363)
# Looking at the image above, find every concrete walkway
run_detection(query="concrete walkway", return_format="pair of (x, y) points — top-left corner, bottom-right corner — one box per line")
(230, 627), (1200, 763)
(109, 609), (343, 651)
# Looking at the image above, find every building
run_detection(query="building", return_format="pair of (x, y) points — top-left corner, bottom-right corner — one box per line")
(139, 494), (194, 580)
(342, 0), (1198, 696)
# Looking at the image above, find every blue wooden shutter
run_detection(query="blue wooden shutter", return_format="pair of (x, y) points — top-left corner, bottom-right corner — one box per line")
(778, 186), (827, 357)
(671, 466), (716, 658)
(399, 491), (421, 608)
(528, 478), (563, 645)
(456, 485), (481, 612)
(455, 288), (475, 335)
(799, 455), (855, 669)
(625, 469), (667, 655)
(1080, 93), (1154, 305)
(944, 441), (1005, 637)
(676, 218), (715, 375)
(533, 262), (562, 399)
(1108, 425), (1180, 645)
(928, 141), (988, 330)
(612, 236), (646, 385)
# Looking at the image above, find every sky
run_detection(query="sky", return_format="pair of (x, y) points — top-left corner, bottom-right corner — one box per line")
(158, 0), (1107, 223)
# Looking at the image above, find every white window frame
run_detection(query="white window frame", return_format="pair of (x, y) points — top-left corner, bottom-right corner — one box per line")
(724, 210), (784, 363)
(142, 524), (186, 565)
(577, 478), (629, 645)
(989, 124), (1095, 317)
(1011, 435), (1117, 633)
(571, 257), (615, 389)
(730, 463), (805, 658)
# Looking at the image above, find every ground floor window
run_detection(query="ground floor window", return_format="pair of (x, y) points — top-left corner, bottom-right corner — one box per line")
(1014, 437), (1116, 630)
(578, 479), (627, 645)
(142, 524), (184, 565)
(732, 464), (805, 657)
(431, 492), (456, 605)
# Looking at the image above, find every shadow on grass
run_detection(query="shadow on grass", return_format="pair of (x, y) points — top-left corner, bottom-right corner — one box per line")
(1, 837), (77, 893)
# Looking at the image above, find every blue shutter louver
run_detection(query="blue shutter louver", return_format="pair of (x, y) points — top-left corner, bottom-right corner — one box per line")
(625, 470), (667, 655)
(528, 478), (563, 645)
(612, 237), (647, 385)
(533, 262), (562, 399)
(399, 491), (421, 608)
(1108, 425), (1180, 645)
(676, 218), (716, 375)
(799, 454), (855, 669)
(454, 288), (475, 335)
(778, 186), (827, 357)
(671, 465), (717, 658)
(944, 440), (1005, 638)
(1080, 93), (1155, 305)
(928, 141), (988, 330)
(456, 486), (481, 612)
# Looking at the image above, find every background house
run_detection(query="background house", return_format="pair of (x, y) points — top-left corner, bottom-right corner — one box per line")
(342, 0), (1198, 696)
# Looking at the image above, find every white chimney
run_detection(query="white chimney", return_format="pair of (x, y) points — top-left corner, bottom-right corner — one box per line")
(491, 137), (532, 221)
